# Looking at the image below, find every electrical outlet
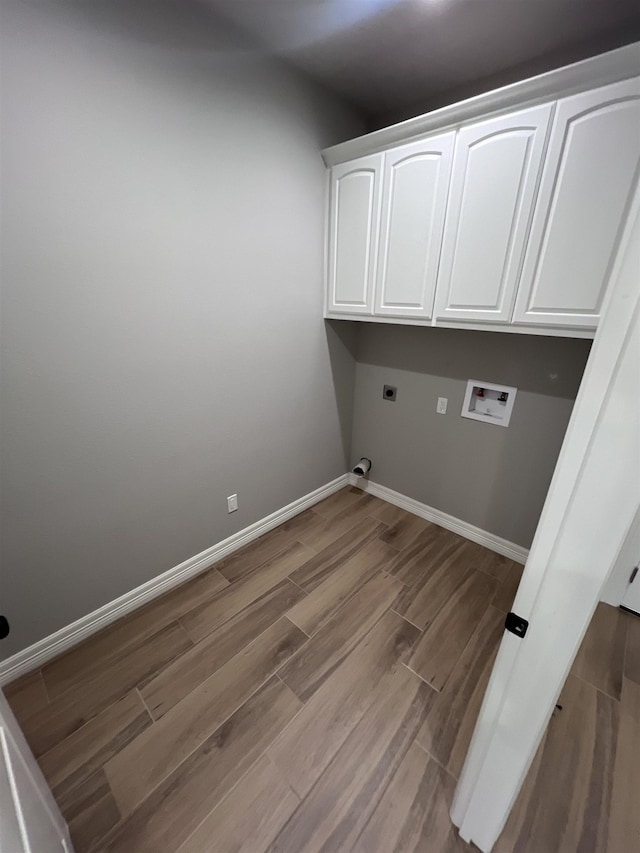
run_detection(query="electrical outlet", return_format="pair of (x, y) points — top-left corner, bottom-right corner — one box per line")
(437, 397), (448, 415)
(227, 494), (238, 513)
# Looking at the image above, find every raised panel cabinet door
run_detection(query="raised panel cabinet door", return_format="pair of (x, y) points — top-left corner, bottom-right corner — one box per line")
(434, 103), (553, 323)
(327, 154), (383, 315)
(374, 132), (455, 318)
(513, 77), (640, 329)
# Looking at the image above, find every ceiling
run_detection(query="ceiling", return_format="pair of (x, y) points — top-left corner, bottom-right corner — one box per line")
(49, 1), (640, 129)
(205, 0), (640, 127)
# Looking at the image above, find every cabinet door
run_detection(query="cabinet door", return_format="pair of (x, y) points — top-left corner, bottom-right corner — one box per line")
(327, 154), (383, 315)
(434, 103), (553, 323)
(513, 77), (640, 328)
(374, 132), (455, 318)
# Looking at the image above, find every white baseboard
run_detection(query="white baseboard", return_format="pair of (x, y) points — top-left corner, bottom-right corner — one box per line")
(0, 474), (349, 686)
(350, 475), (529, 565)
(1, 472), (527, 686)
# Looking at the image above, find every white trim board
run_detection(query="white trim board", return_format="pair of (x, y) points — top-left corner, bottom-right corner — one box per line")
(0, 471), (528, 686)
(324, 312), (596, 339)
(349, 475), (529, 565)
(0, 474), (349, 686)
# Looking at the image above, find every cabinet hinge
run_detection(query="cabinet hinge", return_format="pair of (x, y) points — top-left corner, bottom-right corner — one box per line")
(505, 611), (529, 638)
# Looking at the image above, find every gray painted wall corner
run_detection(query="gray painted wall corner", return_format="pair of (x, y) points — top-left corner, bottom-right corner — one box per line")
(350, 324), (591, 548)
(0, 0), (363, 659)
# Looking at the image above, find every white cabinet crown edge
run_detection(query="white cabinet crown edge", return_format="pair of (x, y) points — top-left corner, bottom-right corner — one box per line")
(322, 42), (640, 167)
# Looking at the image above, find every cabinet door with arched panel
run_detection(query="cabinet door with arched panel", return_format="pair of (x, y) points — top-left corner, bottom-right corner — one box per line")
(513, 77), (640, 329)
(374, 132), (455, 319)
(327, 154), (383, 315)
(434, 103), (553, 323)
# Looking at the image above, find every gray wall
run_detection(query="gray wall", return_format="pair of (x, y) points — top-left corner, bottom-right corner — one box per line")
(351, 325), (591, 548)
(366, 28), (640, 131)
(0, 1), (362, 659)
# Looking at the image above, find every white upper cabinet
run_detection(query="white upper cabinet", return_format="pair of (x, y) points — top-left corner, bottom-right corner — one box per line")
(434, 104), (553, 323)
(323, 49), (640, 337)
(327, 154), (383, 315)
(374, 132), (455, 318)
(513, 77), (640, 328)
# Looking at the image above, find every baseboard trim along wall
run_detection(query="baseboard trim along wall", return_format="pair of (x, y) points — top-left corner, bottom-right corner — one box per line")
(349, 474), (529, 565)
(0, 472), (529, 686)
(0, 474), (350, 686)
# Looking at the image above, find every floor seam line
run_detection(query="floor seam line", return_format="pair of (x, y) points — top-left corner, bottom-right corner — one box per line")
(110, 661), (307, 823)
(413, 737), (459, 781)
(569, 669), (622, 704)
(135, 686), (155, 723)
(390, 608), (424, 632)
(285, 575), (310, 595)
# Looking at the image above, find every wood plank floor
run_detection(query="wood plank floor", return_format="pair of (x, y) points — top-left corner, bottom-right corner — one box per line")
(4, 487), (637, 852)
(494, 601), (639, 853)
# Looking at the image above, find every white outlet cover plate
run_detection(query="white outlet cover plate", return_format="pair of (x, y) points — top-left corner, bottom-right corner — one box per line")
(461, 379), (517, 428)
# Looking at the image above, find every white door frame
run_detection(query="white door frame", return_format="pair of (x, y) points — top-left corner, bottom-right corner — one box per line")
(451, 180), (640, 851)
(601, 507), (640, 608)
(0, 691), (72, 851)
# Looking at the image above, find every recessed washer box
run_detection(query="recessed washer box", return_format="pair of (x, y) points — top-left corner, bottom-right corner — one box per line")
(461, 380), (517, 428)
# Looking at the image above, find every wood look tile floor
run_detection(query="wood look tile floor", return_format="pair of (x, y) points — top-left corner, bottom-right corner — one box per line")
(494, 600), (640, 853)
(4, 488), (638, 853)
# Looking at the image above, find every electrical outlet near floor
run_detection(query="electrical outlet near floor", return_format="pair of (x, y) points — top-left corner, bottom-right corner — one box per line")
(227, 494), (238, 513)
